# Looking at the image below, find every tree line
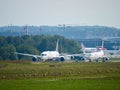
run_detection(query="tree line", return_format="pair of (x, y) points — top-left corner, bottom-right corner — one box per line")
(0, 35), (81, 60)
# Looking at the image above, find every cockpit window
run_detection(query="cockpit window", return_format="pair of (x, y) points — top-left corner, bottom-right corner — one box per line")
(41, 54), (47, 56)
(85, 51), (91, 53)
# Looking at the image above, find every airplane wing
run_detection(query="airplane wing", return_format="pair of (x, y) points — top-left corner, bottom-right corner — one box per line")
(14, 52), (41, 58)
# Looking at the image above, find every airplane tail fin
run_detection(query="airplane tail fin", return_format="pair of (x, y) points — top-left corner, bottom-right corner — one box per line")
(55, 39), (59, 51)
(101, 40), (107, 50)
(80, 43), (85, 53)
(102, 40), (104, 49)
(80, 43), (85, 50)
(98, 40), (107, 50)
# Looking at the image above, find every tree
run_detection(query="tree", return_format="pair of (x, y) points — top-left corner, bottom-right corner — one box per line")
(0, 45), (18, 60)
(0, 36), (7, 47)
(0, 35), (82, 60)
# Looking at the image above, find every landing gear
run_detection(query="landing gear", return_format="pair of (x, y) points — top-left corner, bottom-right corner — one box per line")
(89, 59), (92, 62)
(95, 59), (99, 62)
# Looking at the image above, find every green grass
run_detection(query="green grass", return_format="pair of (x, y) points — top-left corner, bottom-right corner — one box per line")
(0, 61), (120, 79)
(0, 79), (120, 90)
(0, 60), (120, 90)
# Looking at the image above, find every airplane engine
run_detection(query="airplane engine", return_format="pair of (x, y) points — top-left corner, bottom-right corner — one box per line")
(103, 57), (109, 62)
(32, 56), (38, 62)
(60, 57), (65, 62)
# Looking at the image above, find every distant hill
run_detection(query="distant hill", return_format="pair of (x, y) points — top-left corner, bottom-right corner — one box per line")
(0, 25), (120, 39)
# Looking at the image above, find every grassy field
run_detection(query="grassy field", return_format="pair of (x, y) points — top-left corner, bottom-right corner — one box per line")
(0, 60), (120, 90)
(0, 79), (120, 90)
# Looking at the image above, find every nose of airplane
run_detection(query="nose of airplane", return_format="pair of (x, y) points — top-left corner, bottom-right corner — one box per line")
(40, 54), (48, 60)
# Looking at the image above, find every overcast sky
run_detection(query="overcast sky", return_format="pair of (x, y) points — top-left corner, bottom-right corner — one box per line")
(0, 0), (120, 28)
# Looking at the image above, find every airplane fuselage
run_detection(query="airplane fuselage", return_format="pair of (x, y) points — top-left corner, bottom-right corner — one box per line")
(40, 51), (60, 61)
(84, 50), (104, 60)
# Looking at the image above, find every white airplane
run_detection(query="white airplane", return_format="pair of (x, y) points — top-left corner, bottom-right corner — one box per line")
(83, 49), (109, 62)
(80, 43), (97, 53)
(14, 39), (65, 62)
(81, 41), (109, 62)
(81, 40), (106, 53)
